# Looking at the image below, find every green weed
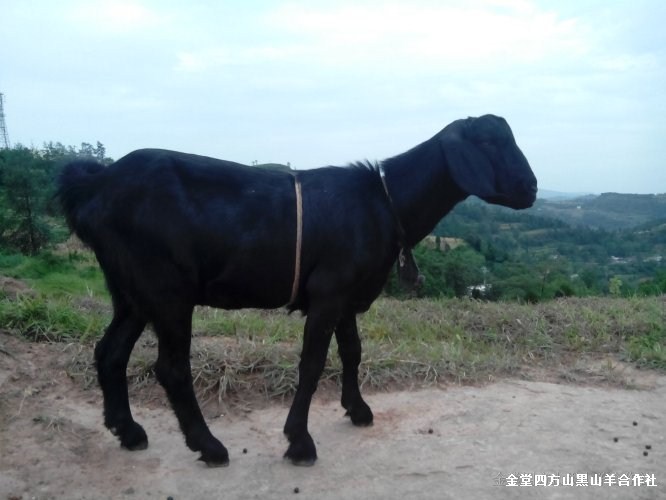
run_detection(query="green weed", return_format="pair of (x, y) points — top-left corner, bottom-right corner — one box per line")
(0, 295), (108, 343)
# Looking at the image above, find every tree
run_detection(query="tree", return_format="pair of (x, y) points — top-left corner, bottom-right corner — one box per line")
(78, 142), (108, 162)
(609, 276), (623, 297)
(442, 246), (485, 297)
(636, 269), (666, 296)
(0, 141), (113, 254)
(0, 147), (51, 254)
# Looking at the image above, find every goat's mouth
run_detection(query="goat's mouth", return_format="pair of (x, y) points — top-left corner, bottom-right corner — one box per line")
(509, 182), (538, 209)
(487, 190), (537, 210)
(510, 196), (537, 209)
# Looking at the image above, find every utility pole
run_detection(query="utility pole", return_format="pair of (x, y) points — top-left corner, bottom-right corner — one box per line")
(0, 93), (10, 149)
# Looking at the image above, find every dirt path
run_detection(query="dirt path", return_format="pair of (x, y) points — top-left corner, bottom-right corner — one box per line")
(1, 333), (664, 500)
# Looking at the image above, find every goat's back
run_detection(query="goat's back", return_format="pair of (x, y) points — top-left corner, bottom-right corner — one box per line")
(58, 149), (299, 308)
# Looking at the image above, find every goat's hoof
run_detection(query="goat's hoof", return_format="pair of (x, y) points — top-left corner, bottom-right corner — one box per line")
(284, 434), (317, 466)
(287, 456), (317, 467)
(198, 455), (230, 468)
(118, 422), (149, 451)
(197, 442), (230, 467)
(345, 402), (374, 427)
(284, 453), (317, 467)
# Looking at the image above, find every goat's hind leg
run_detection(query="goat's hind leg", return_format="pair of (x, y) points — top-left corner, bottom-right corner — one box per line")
(152, 306), (229, 467)
(95, 306), (148, 450)
(335, 314), (373, 426)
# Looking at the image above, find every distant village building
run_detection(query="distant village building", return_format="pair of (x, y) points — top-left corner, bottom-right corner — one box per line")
(422, 235), (466, 251)
(467, 284), (492, 299)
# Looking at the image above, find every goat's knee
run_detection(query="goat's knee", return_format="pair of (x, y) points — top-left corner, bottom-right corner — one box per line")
(154, 356), (191, 393)
(93, 337), (111, 375)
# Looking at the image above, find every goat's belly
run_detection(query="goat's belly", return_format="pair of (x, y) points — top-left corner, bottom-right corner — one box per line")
(203, 292), (287, 310)
(202, 272), (292, 310)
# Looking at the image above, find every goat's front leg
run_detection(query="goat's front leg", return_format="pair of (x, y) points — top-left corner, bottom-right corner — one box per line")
(283, 306), (338, 465)
(335, 313), (373, 426)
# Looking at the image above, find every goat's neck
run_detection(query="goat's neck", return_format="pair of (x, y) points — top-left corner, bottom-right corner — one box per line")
(381, 137), (467, 247)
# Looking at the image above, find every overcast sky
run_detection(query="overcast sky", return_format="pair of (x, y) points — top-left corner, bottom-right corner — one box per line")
(2, 0), (665, 194)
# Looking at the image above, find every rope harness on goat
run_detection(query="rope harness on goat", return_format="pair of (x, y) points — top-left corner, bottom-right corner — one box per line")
(379, 166), (408, 266)
(289, 176), (303, 305)
(287, 168), (420, 306)
(379, 165), (424, 291)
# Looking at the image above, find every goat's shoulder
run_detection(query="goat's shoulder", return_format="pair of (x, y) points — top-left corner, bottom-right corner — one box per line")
(298, 162), (380, 191)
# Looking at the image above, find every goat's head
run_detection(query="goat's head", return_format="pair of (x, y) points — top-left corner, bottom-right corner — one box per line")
(440, 114), (537, 209)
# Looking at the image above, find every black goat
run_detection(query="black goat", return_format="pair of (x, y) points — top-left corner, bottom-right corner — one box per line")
(58, 114), (537, 467)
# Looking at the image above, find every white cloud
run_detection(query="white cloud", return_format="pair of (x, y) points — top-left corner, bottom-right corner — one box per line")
(66, 0), (165, 34)
(174, 45), (310, 73)
(171, 1), (588, 78)
(266, 1), (587, 69)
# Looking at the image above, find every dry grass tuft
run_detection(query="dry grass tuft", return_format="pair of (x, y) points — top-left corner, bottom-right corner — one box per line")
(57, 295), (666, 408)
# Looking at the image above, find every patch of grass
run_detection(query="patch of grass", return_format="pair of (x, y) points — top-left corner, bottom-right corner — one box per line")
(182, 295), (666, 402)
(625, 313), (666, 369)
(0, 253), (25, 269)
(0, 295), (109, 343)
(37, 267), (107, 298)
(192, 307), (302, 343)
(2, 253), (663, 405)
(0, 250), (107, 298)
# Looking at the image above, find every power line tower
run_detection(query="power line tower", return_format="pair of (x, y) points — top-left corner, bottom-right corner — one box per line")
(0, 93), (10, 149)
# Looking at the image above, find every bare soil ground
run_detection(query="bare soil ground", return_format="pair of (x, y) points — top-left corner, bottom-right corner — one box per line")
(1, 332), (664, 500)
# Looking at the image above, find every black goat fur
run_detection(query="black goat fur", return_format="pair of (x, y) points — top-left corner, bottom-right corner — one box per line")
(58, 114), (537, 466)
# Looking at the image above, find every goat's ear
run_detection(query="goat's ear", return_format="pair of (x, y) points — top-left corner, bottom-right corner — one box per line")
(442, 138), (497, 199)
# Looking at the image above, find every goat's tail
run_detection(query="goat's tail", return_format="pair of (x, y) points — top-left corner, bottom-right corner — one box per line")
(57, 159), (106, 243)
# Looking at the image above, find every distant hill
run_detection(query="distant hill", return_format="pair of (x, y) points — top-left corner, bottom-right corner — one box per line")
(528, 193), (666, 230)
(537, 189), (594, 200)
(430, 196), (665, 298)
